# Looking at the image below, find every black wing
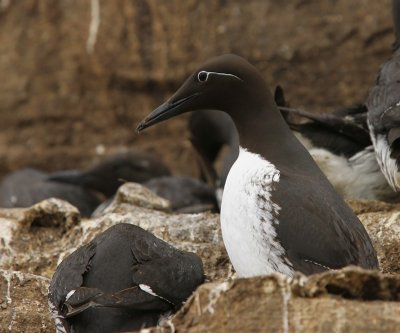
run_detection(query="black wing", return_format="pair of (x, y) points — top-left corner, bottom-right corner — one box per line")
(281, 105), (371, 158)
(63, 285), (171, 317)
(130, 232), (205, 308)
(49, 242), (97, 309)
(274, 172), (378, 275)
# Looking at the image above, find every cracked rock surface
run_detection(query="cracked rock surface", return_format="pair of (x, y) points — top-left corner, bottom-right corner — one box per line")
(0, 184), (400, 332)
(150, 269), (400, 333)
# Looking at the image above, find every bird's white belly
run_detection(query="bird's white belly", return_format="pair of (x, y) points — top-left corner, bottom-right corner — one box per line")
(220, 147), (294, 278)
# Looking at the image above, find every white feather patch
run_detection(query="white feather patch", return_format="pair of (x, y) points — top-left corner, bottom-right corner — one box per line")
(65, 289), (75, 302)
(368, 123), (400, 191)
(309, 146), (395, 200)
(139, 284), (159, 297)
(48, 299), (68, 333)
(139, 284), (173, 304)
(220, 147), (294, 278)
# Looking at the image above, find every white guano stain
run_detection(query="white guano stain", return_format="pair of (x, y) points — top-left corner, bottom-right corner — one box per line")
(0, 218), (17, 256)
(86, 0), (100, 53)
(3, 270), (12, 304)
(280, 279), (291, 333)
(204, 281), (231, 315)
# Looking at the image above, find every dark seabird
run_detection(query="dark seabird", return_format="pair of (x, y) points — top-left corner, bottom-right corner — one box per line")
(282, 105), (398, 201)
(137, 54), (378, 277)
(48, 223), (204, 333)
(143, 176), (218, 213)
(92, 176), (219, 216)
(367, 0), (400, 191)
(47, 151), (171, 198)
(0, 168), (100, 217)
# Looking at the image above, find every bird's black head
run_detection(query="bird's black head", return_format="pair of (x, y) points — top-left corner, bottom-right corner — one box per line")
(137, 54), (271, 132)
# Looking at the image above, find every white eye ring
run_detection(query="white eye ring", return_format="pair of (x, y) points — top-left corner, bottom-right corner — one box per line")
(197, 71), (209, 82)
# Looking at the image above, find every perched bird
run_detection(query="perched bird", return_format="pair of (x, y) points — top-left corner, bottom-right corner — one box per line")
(282, 105), (398, 201)
(367, 0), (400, 191)
(281, 104), (371, 159)
(137, 54), (378, 277)
(47, 151), (171, 198)
(143, 176), (218, 213)
(48, 223), (204, 333)
(92, 176), (218, 216)
(0, 168), (100, 217)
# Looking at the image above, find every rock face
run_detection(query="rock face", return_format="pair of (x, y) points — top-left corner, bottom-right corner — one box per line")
(0, 184), (230, 282)
(0, 270), (53, 333)
(348, 199), (400, 274)
(0, 183), (399, 332)
(0, 199), (81, 277)
(0, 0), (394, 178)
(151, 269), (400, 333)
(359, 211), (400, 274)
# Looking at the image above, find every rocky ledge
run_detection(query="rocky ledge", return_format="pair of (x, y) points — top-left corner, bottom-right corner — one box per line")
(0, 183), (400, 332)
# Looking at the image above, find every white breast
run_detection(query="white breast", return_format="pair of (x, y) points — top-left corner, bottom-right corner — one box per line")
(220, 147), (294, 278)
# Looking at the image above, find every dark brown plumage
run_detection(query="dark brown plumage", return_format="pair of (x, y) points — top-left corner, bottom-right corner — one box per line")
(48, 223), (204, 333)
(137, 54), (378, 276)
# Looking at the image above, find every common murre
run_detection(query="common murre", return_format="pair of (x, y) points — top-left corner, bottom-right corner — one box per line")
(143, 176), (218, 213)
(47, 151), (171, 198)
(0, 168), (100, 217)
(91, 175), (218, 217)
(367, 0), (400, 191)
(282, 105), (398, 201)
(48, 223), (204, 333)
(137, 54), (378, 277)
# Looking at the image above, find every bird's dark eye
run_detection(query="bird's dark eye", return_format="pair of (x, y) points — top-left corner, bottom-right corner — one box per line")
(197, 71), (208, 82)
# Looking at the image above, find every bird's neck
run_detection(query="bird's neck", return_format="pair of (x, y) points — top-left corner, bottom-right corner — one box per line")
(231, 102), (318, 173)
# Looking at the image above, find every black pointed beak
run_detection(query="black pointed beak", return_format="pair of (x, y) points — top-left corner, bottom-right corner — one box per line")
(137, 93), (201, 132)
